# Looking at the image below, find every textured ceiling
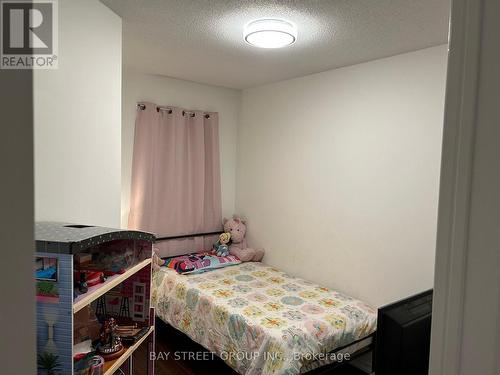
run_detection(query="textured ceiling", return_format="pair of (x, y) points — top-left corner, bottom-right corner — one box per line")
(101, 0), (450, 89)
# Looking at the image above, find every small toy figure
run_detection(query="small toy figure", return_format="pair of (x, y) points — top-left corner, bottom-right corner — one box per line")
(212, 232), (231, 257)
(77, 273), (88, 294)
(152, 248), (166, 270)
(97, 318), (124, 359)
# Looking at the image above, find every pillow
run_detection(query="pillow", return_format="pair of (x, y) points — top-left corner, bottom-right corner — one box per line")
(164, 252), (241, 274)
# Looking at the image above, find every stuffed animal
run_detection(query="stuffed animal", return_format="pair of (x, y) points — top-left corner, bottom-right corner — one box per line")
(223, 215), (265, 262)
(152, 248), (166, 270)
(212, 232), (231, 257)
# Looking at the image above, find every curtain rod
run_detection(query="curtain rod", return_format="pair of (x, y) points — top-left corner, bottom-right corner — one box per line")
(156, 230), (222, 241)
(137, 103), (211, 119)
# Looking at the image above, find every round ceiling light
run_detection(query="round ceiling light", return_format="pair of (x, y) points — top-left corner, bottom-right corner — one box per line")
(244, 18), (297, 49)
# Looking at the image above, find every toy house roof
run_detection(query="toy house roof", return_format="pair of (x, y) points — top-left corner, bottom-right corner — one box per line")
(35, 221), (156, 254)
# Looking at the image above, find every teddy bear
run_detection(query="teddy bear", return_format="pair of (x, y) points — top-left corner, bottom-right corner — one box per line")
(223, 215), (265, 262)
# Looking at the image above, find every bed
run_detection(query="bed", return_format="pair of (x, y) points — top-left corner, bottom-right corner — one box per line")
(151, 261), (377, 375)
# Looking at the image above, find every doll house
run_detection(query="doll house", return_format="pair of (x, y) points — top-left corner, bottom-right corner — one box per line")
(35, 222), (156, 375)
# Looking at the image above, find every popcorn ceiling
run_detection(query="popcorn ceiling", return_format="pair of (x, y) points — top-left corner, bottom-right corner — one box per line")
(102, 0), (449, 89)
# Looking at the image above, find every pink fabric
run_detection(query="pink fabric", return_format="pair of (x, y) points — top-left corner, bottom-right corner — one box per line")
(164, 252), (241, 274)
(128, 103), (222, 257)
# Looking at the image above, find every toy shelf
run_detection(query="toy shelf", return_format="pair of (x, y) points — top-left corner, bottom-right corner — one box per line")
(103, 325), (155, 375)
(73, 258), (152, 314)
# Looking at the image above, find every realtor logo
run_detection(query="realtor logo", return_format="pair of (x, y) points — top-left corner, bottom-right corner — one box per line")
(1, 0), (58, 69)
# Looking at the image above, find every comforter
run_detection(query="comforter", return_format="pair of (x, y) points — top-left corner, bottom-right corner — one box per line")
(152, 262), (376, 375)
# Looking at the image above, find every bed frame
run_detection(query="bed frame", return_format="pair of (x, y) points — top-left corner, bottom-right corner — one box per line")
(155, 231), (376, 375)
(305, 336), (375, 374)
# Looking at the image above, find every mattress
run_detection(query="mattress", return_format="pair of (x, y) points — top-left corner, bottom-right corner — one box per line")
(151, 262), (377, 375)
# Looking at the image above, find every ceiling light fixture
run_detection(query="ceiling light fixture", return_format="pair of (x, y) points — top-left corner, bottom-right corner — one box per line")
(244, 18), (297, 49)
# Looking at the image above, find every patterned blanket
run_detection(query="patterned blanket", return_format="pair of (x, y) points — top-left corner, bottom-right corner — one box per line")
(164, 252), (241, 274)
(152, 262), (377, 375)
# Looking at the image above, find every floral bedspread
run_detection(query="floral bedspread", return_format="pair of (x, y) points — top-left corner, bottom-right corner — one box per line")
(152, 262), (377, 375)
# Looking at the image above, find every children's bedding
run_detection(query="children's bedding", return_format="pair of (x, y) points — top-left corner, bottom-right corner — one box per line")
(152, 262), (377, 375)
(164, 252), (241, 274)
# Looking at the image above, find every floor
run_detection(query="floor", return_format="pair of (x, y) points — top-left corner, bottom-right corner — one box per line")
(133, 319), (368, 375)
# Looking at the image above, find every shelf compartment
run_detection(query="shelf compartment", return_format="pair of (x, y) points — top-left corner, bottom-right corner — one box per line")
(73, 258), (152, 314)
(103, 326), (154, 375)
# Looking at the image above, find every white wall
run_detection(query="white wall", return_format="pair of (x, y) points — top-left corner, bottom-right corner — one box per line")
(34, 0), (122, 228)
(122, 70), (240, 228)
(236, 45), (447, 307)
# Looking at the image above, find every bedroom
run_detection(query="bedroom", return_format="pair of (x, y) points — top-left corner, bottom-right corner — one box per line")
(2, 1), (500, 375)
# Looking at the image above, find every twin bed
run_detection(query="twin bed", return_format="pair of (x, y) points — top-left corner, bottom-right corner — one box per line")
(151, 254), (377, 375)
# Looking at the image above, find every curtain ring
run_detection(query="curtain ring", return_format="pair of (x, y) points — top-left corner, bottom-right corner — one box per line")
(157, 106), (173, 114)
(182, 110), (195, 118)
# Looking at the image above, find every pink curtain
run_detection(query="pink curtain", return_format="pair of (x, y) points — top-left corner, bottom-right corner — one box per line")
(128, 102), (222, 256)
